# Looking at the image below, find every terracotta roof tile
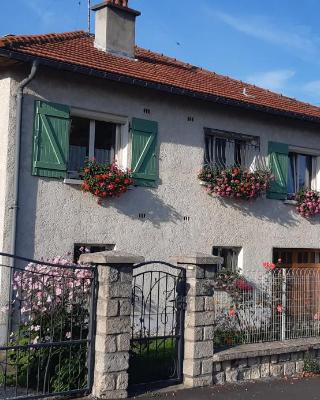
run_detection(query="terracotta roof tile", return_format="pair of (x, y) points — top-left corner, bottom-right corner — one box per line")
(1, 31), (320, 121)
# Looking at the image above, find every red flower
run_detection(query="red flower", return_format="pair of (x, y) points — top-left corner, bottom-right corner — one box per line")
(234, 279), (252, 291)
(229, 308), (236, 317)
(263, 262), (276, 270)
(277, 304), (283, 313)
(81, 160), (133, 200)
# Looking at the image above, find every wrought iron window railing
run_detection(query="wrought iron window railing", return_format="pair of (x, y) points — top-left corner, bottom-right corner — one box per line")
(204, 128), (261, 170)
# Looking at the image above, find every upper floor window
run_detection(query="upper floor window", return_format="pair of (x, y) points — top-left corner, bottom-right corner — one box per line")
(267, 142), (320, 200)
(288, 152), (314, 194)
(204, 128), (260, 169)
(69, 116), (117, 178)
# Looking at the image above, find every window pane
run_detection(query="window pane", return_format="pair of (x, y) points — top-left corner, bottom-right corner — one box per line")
(288, 153), (296, 194)
(69, 117), (90, 173)
(298, 154), (312, 190)
(212, 247), (240, 273)
(234, 140), (242, 166)
(204, 135), (214, 165)
(215, 138), (226, 168)
(94, 121), (116, 164)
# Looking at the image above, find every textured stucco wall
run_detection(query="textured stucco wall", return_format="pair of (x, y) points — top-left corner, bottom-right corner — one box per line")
(0, 74), (13, 340)
(3, 66), (320, 274)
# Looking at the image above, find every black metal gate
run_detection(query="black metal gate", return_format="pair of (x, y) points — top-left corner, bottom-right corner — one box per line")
(129, 261), (186, 387)
(0, 253), (97, 400)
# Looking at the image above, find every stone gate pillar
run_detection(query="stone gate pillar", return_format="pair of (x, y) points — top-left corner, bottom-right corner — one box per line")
(80, 251), (144, 399)
(171, 253), (223, 388)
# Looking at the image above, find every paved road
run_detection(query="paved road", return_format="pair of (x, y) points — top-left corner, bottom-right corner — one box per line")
(136, 377), (320, 399)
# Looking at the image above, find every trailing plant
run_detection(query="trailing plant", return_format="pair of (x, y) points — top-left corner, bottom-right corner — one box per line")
(304, 353), (320, 374)
(198, 165), (272, 200)
(295, 189), (320, 218)
(4, 255), (93, 392)
(81, 159), (133, 202)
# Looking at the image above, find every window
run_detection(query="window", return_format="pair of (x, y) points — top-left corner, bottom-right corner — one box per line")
(74, 243), (115, 263)
(273, 248), (320, 268)
(204, 128), (260, 168)
(288, 152), (314, 194)
(68, 116), (117, 178)
(212, 247), (241, 273)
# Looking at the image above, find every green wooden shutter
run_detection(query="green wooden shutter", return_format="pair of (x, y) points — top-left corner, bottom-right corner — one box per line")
(32, 101), (70, 178)
(267, 141), (289, 200)
(131, 118), (158, 187)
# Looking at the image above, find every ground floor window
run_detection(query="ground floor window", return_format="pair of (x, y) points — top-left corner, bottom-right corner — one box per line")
(273, 248), (320, 268)
(74, 243), (115, 263)
(212, 246), (242, 272)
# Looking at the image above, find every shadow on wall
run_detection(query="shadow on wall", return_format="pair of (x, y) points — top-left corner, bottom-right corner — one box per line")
(213, 196), (300, 228)
(102, 187), (182, 228)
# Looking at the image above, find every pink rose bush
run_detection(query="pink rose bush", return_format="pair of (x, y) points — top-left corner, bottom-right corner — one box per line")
(13, 256), (93, 317)
(198, 166), (272, 200)
(7, 255), (94, 392)
(295, 189), (320, 218)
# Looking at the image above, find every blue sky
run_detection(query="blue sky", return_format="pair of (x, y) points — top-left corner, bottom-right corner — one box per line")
(1, 0), (320, 105)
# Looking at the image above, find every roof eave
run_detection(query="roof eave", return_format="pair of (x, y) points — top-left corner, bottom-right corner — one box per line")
(1, 49), (319, 125)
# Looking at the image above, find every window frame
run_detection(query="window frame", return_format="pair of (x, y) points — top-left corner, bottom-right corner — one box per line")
(67, 108), (129, 179)
(288, 145), (320, 195)
(212, 246), (242, 273)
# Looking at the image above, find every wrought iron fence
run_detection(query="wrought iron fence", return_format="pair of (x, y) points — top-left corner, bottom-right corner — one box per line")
(0, 253), (97, 400)
(213, 268), (320, 350)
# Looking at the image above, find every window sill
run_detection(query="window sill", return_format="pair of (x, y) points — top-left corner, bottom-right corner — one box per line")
(63, 178), (83, 185)
(212, 337), (320, 361)
(284, 199), (298, 205)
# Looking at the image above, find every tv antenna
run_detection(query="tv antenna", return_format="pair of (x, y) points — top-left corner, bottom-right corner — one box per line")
(88, 0), (91, 33)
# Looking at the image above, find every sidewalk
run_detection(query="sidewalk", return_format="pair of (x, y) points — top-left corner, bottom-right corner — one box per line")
(136, 377), (320, 400)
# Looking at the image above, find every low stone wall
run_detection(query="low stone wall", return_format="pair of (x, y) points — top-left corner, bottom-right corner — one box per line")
(212, 339), (320, 384)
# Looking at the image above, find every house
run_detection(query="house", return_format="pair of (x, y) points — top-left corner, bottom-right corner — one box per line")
(1, 1), (320, 289)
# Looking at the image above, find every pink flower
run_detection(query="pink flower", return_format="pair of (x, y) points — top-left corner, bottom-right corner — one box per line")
(65, 331), (71, 339)
(277, 304), (283, 313)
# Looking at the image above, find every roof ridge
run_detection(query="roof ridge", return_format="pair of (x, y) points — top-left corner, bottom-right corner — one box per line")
(0, 31), (88, 48)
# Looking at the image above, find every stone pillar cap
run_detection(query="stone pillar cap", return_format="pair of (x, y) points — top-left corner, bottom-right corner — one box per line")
(79, 250), (144, 265)
(170, 253), (223, 266)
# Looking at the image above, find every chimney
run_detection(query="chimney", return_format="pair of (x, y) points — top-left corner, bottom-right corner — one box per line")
(92, 0), (141, 59)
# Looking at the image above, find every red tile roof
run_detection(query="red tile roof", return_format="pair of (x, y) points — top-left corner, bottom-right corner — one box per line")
(1, 30), (320, 122)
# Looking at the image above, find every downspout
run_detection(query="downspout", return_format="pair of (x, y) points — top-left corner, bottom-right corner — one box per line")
(9, 60), (38, 262)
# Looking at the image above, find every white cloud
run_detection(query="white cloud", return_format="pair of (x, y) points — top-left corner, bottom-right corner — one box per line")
(246, 70), (296, 92)
(213, 11), (319, 60)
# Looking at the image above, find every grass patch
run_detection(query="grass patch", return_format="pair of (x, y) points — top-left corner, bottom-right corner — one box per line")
(129, 338), (177, 385)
